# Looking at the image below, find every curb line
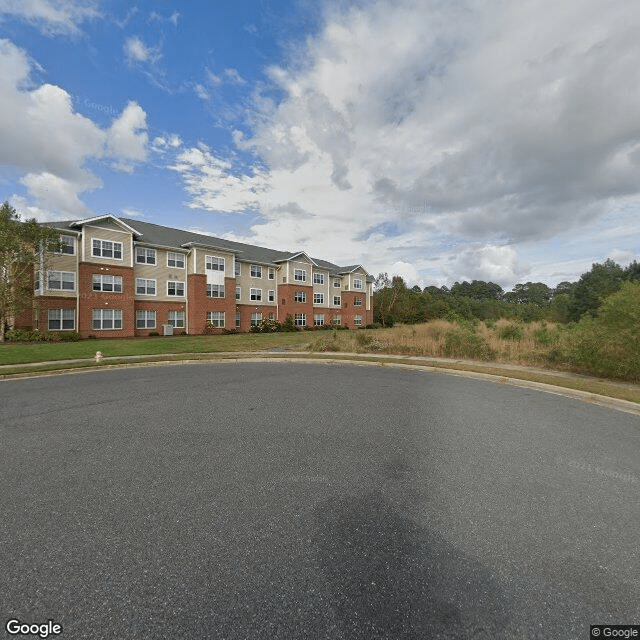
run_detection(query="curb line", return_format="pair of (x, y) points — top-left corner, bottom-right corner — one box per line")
(1, 354), (639, 417)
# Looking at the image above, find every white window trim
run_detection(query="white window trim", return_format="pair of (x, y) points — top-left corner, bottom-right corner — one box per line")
(207, 284), (225, 298)
(313, 293), (324, 304)
(47, 270), (76, 292)
(268, 289), (275, 302)
(168, 311), (185, 328)
(135, 247), (156, 265)
(313, 272), (325, 285)
(314, 314), (325, 326)
(250, 288), (262, 301)
(56, 235), (76, 256)
(93, 238), (123, 261)
(92, 274), (123, 293)
(206, 255), (225, 271)
(353, 277), (364, 290)
(136, 310), (156, 329)
(167, 252), (185, 268)
(207, 311), (225, 327)
(92, 308), (123, 330)
(136, 278), (156, 296)
(250, 264), (262, 278)
(250, 312), (263, 326)
(294, 313), (306, 327)
(48, 309), (75, 331)
(294, 268), (307, 282)
(167, 281), (185, 297)
(236, 286), (241, 301)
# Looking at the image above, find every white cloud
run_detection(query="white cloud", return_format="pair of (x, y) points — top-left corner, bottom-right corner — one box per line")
(166, 0), (640, 285)
(0, 39), (149, 218)
(224, 68), (246, 85)
(124, 35), (160, 64)
(169, 145), (269, 214)
(106, 101), (148, 171)
(0, 0), (99, 35)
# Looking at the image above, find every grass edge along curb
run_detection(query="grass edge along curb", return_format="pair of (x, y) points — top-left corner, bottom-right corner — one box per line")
(1, 351), (639, 416)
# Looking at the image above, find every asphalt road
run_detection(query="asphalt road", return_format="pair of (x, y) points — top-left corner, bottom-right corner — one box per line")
(1, 363), (639, 639)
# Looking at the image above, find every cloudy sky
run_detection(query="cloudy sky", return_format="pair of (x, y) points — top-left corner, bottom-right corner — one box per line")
(1, 0), (639, 289)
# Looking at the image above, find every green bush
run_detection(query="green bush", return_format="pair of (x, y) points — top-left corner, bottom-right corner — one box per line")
(559, 282), (640, 381)
(498, 324), (524, 341)
(6, 329), (46, 342)
(250, 319), (283, 333)
(443, 328), (495, 360)
(148, 331), (160, 337)
(365, 322), (382, 329)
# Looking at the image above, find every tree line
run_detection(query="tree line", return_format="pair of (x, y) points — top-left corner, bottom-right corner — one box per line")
(373, 258), (640, 326)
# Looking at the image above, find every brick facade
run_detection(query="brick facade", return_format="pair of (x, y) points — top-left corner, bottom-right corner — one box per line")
(18, 216), (373, 338)
(78, 262), (135, 338)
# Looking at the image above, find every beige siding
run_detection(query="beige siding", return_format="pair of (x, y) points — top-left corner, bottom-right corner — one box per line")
(83, 225), (132, 266)
(236, 261), (276, 307)
(193, 249), (235, 276)
(312, 270), (329, 307)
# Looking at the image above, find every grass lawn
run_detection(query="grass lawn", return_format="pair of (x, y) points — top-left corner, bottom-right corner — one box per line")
(0, 332), (312, 365)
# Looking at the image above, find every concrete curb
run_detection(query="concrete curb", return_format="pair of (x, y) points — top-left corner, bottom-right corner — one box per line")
(1, 353), (639, 417)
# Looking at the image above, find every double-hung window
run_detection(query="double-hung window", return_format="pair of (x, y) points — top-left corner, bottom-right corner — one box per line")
(294, 313), (306, 327)
(294, 269), (306, 282)
(314, 314), (325, 326)
(333, 279), (341, 288)
(168, 311), (185, 328)
(268, 290), (275, 302)
(136, 310), (156, 329)
(207, 311), (225, 327)
(234, 261), (241, 276)
(294, 291), (306, 303)
(250, 288), (262, 301)
(207, 284), (225, 298)
(313, 293), (324, 304)
(206, 255), (225, 271)
(48, 309), (75, 330)
(136, 278), (156, 295)
(167, 252), (185, 268)
(92, 309), (122, 330)
(135, 247), (156, 264)
(48, 271), (75, 291)
(250, 264), (262, 278)
(56, 235), (75, 255)
(268, 268), (275, 280)
(236, 287), (241, 300)
(333, 296), (341, 306)
(354, 297), (363, 306)
(353, 277), (363, 290)
(313, 272), (325, 285)
(167, 281), (185, 297)
(354, 315), (363, 326)
(92, 274), (122, 292)
(250, 313), (262, 327)
(93, 239), (122, 260)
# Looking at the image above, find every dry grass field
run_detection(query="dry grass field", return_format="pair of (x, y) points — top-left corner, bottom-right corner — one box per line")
(311, 319), (563, 367)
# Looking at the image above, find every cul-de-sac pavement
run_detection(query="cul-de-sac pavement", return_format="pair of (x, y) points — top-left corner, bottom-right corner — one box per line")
(1, 363), (638, 639)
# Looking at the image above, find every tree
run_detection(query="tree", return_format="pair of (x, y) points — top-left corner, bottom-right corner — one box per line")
(567, 259), (625, 321)
(0, 201), (60, 342)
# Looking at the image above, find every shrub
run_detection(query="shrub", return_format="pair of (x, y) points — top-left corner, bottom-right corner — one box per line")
(148, 331), (160, 337)
(443, 327), (495, 360)
(6, 328), (46, 342)
(365, 323), (382, 329)
(250, 319), (282, 333)
(498, 324), (524, 341)
(49, 331), (81, 342)
(281, 315), (299, 332)
(560, 282), (640, 381)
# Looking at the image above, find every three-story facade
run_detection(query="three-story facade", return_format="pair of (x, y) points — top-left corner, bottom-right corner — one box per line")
(22, 215), (373, 337)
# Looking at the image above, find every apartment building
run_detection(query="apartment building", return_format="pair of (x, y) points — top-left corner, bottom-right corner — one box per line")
(21, 215), (373, 337)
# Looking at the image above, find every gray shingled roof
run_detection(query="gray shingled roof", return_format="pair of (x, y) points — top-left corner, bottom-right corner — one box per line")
(45, 216), (371, 278)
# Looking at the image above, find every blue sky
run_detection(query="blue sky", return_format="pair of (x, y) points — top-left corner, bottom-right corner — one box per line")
(1, 0), (640, 289)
